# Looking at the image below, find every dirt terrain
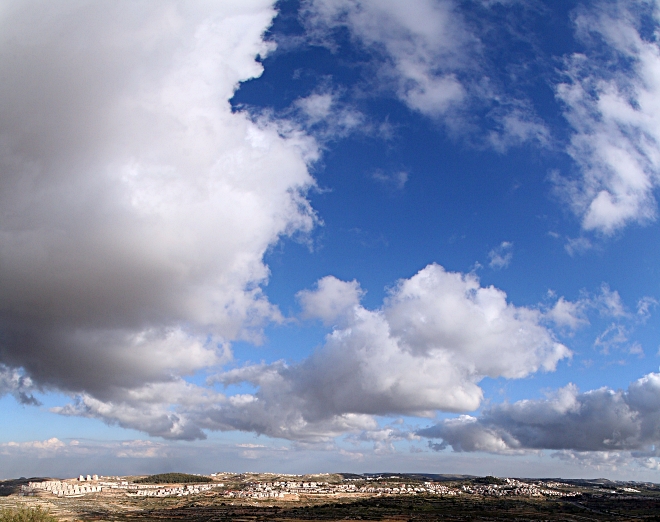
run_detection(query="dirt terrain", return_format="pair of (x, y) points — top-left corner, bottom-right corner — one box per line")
(2, 474), (659, 521)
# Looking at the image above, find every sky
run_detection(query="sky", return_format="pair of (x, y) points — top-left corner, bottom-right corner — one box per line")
(2, 0), (660, 481)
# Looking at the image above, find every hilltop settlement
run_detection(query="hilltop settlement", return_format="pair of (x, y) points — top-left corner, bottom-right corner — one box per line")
(19, 473), (587, 500)
(2, 472), (660, 521)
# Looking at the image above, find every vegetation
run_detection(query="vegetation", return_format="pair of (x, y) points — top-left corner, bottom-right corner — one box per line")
(474, 475), (507, 485)
(0, 507), (57, 522)
(3, 484), (660, 522)
(121, 495), (660, 521)
(134, 473), (212, 484)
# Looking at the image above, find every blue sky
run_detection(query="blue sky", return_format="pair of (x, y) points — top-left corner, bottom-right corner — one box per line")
(2, 0), (660, 480)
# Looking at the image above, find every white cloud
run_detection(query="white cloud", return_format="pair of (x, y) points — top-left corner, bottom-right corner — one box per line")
(487, 241), (513, 269)
(0, 1), (317, 405)
(594, 323), (629, 354)
(556, 1), (660, 234)
(347, 419), (421, 455)
(551, 449), (631, 471)
(303, 0), (470, 116)
(546, 297), (589, 330)
(201, 264), (570, 441)
(629, 342), (644, 355)
(292, 89), (366, 139)
(545, 283), (631, 332)
(115, 440), (171, 459)
(372, 170), (409, 191)
(0, 437), (171, 460)
(593, 283), (628, 318)
(421, 372), (660, 455)
(637, 296), (658, 321)
(297, 276), (364, 326)
(487, 108), (551, 153)
(564, 235), (594, 256)
(0, 438), (66, 457)
(53, 379), (224, 441)
(301, 0), (549, 149)
(297, 92), (335, 122)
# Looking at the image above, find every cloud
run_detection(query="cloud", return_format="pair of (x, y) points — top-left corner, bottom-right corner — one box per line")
(551, 449), (631, 471)
(420, 372), (660, 454)
(593, 283), (628, 318)
(564, 236), (594, 256)
(351, 426), (417, 455)
(594, 323), (629, 354)
(297, 276), (364, 326)
(0, 438), (66, 457)
(292, 89), (366, 139)
(115, 440), (172, 459)
(372, 170), (409, 191)
(0, 437), (171, 460)
(487, 107), (551, 153)
(546, 297), (589, 330)
(544, 283), (651, 356)
(0, 1), (317, 409)
(637, 296), (658, 322)
(301, 0), (550, 149)
(487, 241), (513, 270)
(0, 365), (40, 405)
(303, 0), (470, 116)
(52, 379), (224, 441)
(555, 1), (660, 234)
(202, 264), (569, 441)
(545, 283), (632, 332)
(424, 416), (523, 454)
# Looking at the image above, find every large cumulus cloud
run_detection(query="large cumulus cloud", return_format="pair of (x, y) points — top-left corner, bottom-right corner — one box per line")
(0, 1), (316, 404)
(0, 1), (605, 446)
(200, 265), (570, 441)
(421, 372), (660, 454)
(2, 1), (569, 444)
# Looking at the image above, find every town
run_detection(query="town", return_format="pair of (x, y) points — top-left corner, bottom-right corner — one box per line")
(5, 472), (660, 522)
(19, 473), (593, 500)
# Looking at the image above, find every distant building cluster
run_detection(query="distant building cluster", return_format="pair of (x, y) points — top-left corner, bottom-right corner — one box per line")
(359, 482), (459, 496)
(235, 480), (456, 497)
(231, 480), (364, 498)
(23, 479), (102, 497)
(130, 483), (223, 498)
(18, 473), (601, 502)
(225, 477), (581, 499)
(460, 478), (579, 498)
